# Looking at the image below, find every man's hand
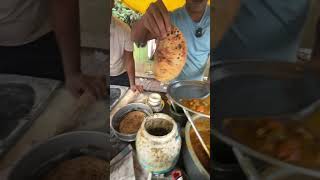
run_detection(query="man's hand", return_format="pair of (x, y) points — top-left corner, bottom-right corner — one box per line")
(143, 0), (171, 39)
(130, 84), (144, 93)
(132, 0), (171, 42)
(65, 73), (106, 99)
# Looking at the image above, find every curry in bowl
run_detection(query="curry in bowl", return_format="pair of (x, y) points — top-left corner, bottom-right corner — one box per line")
(190, 118), (210, 172)
(224, 118), (320, 169)
(181, 96), (210, 115)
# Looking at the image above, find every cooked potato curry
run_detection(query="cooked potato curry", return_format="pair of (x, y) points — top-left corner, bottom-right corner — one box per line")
(190, 118), (210, 172)
(224, 118), (320, 169)
(182, 96), (210, 115)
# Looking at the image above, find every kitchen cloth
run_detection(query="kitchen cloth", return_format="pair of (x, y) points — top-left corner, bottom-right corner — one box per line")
(110, 144), (150, 180)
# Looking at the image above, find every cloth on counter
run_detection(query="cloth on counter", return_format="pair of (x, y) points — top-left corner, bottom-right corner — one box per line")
(110, 144), (149, 180)
(110, 144), (135, 180)
(132, 150), (149, 180)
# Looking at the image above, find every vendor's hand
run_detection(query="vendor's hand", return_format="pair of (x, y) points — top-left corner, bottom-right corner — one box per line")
(142, 0), (171, 39)
(65, 73), (106, 99)
(130, 84), (144, 93)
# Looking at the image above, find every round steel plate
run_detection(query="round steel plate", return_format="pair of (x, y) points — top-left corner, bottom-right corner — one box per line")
(167, 80), (210, 118)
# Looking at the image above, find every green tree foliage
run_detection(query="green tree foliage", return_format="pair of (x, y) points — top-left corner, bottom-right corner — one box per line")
(112, 0), (142, 27)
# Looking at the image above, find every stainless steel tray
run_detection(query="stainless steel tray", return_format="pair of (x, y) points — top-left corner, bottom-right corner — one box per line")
(0, 74), (61, 158)
(167, 80), (210, 118)
(110, 85), (128, 110)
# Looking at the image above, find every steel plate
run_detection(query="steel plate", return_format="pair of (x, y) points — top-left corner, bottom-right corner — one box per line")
(167, 80), (210, 118)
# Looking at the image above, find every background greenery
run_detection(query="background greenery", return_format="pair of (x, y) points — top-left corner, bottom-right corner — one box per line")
(112, 0), (142, 27)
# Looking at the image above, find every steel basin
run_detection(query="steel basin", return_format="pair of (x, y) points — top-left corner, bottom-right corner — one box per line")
(183, 115), (210, 180)
(9, 131), (112, 180)
(111, 103), (153, 142)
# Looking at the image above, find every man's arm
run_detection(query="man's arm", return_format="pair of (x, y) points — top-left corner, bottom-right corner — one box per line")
(49, 0), (81, 77)
(50, 0), (81, 77)
(49, 0), (106, 98)
(124, 50), (144, 92)
(131, 0), (171, 44)
(212, 0), (241, 49)
(131, 20), (156, 44)
(124, 51), (135, 87)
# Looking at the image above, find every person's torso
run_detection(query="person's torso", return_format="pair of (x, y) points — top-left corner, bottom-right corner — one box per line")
(213, 0), (310, 63)
(110, 17), (131, 76)
(170, 6), (210, 80)
(0, 0), (51, 46)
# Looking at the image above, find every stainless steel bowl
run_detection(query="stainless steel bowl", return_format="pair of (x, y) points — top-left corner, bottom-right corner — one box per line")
(167, 80), (210, 118)
(9, 131), (110, 180)
(183, 115), (210, 180)
(111, 103), (153, 142)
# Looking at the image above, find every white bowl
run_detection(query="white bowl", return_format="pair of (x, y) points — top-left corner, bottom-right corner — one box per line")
(148, 100), (165, 113)
(148, 93), (162, 105)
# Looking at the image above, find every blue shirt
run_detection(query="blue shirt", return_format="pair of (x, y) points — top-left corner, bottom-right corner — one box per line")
(170, 6), (210, 80)
(213, 0), (309, 63)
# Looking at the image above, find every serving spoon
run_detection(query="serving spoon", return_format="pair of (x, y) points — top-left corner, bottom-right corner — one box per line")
(183, 108), (210, 158)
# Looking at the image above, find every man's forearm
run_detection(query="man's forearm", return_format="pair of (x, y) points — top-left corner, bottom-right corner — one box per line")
(131, 18), (154, 44)
(50, 0), (81, 77)
(131, 19), (148, 43)
(125, 51), (136, 86)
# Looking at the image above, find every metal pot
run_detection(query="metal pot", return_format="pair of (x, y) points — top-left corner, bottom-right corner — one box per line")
(212, 60), (320, 178)
(9, 131), (110, 180)
(212, 136), (247, 180)
(168, 104), (187, 129)
(183, 116), (210, 180)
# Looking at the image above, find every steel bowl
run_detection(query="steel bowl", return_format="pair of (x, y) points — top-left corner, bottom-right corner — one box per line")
(167, 80), (210, 118)
(9, 131), (110, 180)
(212, 60), (320, 178)
(111, 103), (153, 142)
(183, 115), (210, 180)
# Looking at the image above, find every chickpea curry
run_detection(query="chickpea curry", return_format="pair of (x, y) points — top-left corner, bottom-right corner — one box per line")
(224, 118), (320, 169)
(181, 96), (210, 115)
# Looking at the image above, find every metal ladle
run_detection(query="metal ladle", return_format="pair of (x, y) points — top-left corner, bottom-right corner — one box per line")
(183, 108), (210, 158)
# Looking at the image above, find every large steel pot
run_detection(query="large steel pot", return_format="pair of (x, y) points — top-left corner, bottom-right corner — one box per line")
(9, 131), (111, 180)
(183, 116), (210, 180)
(212, 60), (320, 178)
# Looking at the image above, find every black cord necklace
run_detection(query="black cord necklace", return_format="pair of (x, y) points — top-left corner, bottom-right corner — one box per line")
(195, 27), (203, 38)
